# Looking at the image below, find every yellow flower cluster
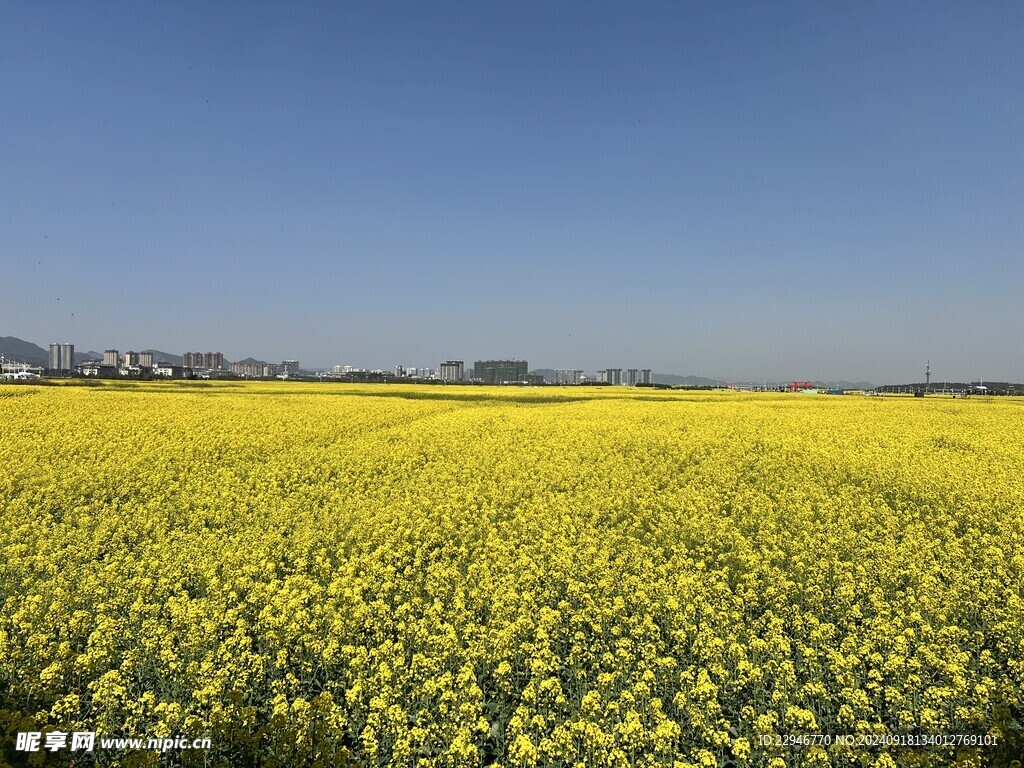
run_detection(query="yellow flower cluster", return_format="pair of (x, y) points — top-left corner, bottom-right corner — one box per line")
(0, 383), (1021, 767)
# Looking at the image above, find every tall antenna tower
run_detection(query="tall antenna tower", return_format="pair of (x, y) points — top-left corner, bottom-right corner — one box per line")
(925, 360), (931, 391)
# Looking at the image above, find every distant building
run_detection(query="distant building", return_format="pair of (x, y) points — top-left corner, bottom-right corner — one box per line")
(640, 369), (652, 385)
(139, 351), (154, 368)
(183, 352), (225, 370)
(153, 365), (185, 378)
(48, 343), (75, 372)
(103, 349), (120, 367)
(281, 360), (300, 377)
(605, 368), (622, 386)
(555, 369), (584, 385)
(626, 369), (639, 386)
(392, 365), (405, 377)
(230, 358), (269, 377)
(439, 360), (464, 382)
(123, 351), (138, 367)
(474, 359), (528, 384)
(81, 363), (117, 377)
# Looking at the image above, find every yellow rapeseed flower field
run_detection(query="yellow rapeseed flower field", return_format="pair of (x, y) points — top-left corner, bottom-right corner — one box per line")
(0, 382), (1021, 767)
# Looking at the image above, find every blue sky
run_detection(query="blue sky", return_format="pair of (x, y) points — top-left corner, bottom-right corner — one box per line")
(2, 1), (1021, 382)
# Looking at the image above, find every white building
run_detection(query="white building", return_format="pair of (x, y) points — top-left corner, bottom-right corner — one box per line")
(555, 369), (584, 385)
(439, 360), (464, 381)
(48, 343), (75, 372)
(153, 365), (185, 378)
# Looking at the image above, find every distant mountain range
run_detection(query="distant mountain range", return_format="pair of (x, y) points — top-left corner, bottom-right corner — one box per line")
(651, 373), (721, 387)
(0, 336), (49, 366)
(3, 337), (878, 387)
(72, 349), (183, 365)
(0, 337), (183, 367)
(142, 350), (183, 366)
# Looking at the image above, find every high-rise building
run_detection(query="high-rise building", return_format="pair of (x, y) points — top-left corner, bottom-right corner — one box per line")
(124, 351), (138, 367)
(281, 360), (300, 376)
(640, 369), (652, 385)
(439, 360), (464, 382)
(103, 350), (120, 367)
(230, 359), (268, 377)
(605, 368), (622, 385)
(555, 369), (584, 385)
(139, 351), (154, 368)
(48, 343), (74, 372)
(183, 352), (224, 369)
(473, 360), (528, 384)
(626, 369), (639, 386)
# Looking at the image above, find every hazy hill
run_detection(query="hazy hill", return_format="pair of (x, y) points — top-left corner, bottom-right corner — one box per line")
(0, 337), (187, 367)
(72, 349), (181, 365)
(141, 350), (183, 366)
(0, 336), (48, 365)
(651, 373), (720, 386)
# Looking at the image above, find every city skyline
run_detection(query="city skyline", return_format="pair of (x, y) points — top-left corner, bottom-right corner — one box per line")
(4, 2), (1022, 383)
(0, 332), (1009, 386)
(0, 334), (1015, 387)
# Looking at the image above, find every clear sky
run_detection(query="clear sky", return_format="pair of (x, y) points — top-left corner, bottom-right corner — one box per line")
(3, 1), (1021, 383)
